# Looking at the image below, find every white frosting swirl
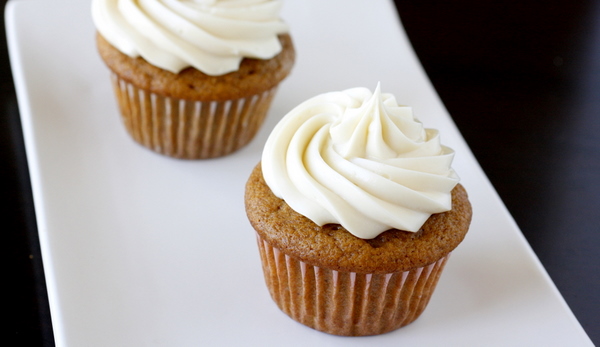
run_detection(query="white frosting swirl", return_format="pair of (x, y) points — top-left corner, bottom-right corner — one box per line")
(262, 84), (460, 239)
(92, 0), (289, 75)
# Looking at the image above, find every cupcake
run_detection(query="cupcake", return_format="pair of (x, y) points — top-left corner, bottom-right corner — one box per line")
(245, 84), (472, 336)
(92, 0), (295, 159)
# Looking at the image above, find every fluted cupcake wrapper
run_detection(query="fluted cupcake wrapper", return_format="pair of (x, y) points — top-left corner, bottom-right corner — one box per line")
(110, 73), (277, 159)
(256, 234), (450, 336)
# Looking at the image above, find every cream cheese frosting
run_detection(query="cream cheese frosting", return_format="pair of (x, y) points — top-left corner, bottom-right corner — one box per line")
(91, 0), (289, 75)
(261, 84), (460, 239)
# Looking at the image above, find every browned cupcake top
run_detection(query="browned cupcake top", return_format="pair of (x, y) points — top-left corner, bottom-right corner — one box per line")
(245, 163), (472, 273)
(96, 33), (295, 101)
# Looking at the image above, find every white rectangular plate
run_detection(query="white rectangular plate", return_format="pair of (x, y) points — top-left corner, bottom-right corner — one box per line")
(6, 0), (593, 346)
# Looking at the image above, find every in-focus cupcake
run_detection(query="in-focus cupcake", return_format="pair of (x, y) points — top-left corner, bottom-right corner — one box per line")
(245, 84), (472, 336)
(92, 0), (295, 159)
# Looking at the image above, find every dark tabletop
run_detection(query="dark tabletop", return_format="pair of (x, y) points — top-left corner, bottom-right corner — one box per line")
(3, 1), (599, 345)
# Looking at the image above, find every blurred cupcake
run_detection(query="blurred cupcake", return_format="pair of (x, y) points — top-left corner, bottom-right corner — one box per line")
(92, 0), (295, 159)
(245, 84), (472, 336)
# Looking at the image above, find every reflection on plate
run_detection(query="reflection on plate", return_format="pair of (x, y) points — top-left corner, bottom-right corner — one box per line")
(6, 0), (592, 346)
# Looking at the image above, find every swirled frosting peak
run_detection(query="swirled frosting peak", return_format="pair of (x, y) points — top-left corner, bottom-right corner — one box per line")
(92, 0), (289, 75)
(261, 84), (460, 239)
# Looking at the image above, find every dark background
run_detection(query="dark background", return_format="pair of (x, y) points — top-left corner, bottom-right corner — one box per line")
(3, 0), (598, 345)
